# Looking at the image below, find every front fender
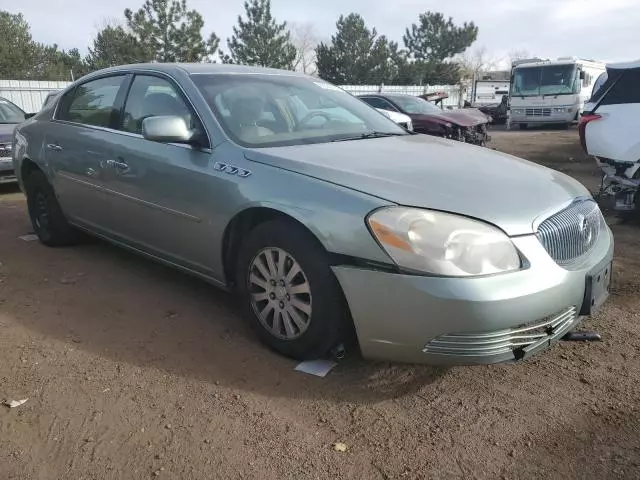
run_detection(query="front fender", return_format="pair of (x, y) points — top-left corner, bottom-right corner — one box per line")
(224, 169), (395, 265)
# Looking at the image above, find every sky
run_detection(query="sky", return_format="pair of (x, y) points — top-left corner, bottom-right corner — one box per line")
(6, 0), (640, 67)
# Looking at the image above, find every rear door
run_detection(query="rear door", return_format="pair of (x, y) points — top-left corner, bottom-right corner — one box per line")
(46, 75), (130, 230)
(587, 69), (640, 163)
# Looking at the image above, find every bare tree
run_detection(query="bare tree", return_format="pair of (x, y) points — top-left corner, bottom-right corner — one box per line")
(289, 21), (318, 75)
(458, 46), (501, 80)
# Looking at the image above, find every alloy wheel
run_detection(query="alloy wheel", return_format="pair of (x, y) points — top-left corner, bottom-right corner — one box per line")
(247, 247), (312, 340)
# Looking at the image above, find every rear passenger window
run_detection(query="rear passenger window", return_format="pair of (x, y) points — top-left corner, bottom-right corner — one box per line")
(600, 69), (640, 105)
(121, 75), (196, 135)
(58, 76), (126, 127)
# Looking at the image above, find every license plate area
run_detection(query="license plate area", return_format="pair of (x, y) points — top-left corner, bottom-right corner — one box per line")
(581, 262), (612, 315)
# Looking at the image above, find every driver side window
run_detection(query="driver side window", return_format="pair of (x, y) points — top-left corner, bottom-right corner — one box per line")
(121, 75), (200, 138)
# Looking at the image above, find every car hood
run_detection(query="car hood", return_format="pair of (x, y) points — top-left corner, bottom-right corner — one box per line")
(0, 123), (17, 143)
(435, 108), (489, 127)
(244, 134), (589, 236)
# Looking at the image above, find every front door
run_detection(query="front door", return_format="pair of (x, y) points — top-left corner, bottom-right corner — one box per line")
(100, 74), (218, 276)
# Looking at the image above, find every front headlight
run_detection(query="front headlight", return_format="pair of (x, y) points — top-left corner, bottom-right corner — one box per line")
(511, 109), (524, 115)
(553, 107), (567, 113)
(367, 207), (521, 277)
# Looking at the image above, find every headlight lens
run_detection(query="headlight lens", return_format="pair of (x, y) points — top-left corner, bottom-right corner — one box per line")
(553, 107), (567, 113)
(511, 109), (524, 115)
(367, 207), (521, 277)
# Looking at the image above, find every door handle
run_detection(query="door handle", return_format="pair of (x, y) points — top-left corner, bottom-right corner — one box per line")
(105, 159), (130, 172)
(46, 143), (62, 151)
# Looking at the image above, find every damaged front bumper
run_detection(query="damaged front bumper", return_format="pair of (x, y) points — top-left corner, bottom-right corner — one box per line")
(595, 157), (640, 214)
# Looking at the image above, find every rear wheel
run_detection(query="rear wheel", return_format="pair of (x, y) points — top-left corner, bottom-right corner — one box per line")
(236, 219), (348, 360)
(519, 123), (528, 130)
(25, 169), (78, 246)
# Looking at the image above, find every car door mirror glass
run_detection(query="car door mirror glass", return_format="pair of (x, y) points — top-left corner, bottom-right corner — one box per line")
(142, 115), (194, 144)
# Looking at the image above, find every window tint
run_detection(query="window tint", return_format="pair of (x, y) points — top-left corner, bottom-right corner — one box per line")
(122, 75), (197, 136)
(58, 76), (125, 127)
(361, 97), (397, 111)
(600, 69), (640, 105)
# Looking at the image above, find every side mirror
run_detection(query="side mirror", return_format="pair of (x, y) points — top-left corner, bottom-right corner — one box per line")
(579, 70), (585, 80)
(142, 116), (195, 144)
(24, 113), (36, 119)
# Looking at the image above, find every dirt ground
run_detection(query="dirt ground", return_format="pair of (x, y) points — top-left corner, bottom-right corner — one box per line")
(1, 129), (639, 480)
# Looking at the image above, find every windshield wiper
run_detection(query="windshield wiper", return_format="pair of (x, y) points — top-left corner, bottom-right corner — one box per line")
(331, 131), (405, 142)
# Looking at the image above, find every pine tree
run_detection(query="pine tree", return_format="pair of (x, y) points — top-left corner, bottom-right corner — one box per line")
(221, 0), (296, 69)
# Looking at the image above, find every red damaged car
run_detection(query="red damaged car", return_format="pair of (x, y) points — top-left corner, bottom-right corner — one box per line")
(359, 93), (490, 146)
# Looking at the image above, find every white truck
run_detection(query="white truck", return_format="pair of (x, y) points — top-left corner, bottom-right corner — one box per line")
(509, 57), (606, 129)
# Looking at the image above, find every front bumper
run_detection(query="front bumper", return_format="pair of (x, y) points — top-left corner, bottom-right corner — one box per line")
(511, 110), (576, 125)
(332, 227), (614, 365)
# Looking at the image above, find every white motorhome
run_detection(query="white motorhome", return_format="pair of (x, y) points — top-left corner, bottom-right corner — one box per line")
(509, 57), (606, 129)
(471, 80), (510, 106)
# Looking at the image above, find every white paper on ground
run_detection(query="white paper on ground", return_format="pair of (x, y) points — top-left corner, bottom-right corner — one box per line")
(19, 234), (39, 242)
(294, 359), (337, 377)
(4, 398), (28, 408)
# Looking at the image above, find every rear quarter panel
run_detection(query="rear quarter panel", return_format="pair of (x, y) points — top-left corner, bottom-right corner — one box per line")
(586, 103), (640, 162)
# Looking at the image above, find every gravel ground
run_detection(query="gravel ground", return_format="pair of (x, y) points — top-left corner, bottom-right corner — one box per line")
(0, 130), (639, 479)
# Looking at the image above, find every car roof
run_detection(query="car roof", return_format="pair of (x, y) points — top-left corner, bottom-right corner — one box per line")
(607, 59), (640, 70)
(84, 63), (308, 78)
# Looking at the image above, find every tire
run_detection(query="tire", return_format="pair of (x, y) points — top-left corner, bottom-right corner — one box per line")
(236, 219), (348, 360)
(25, 169), (78, 246)
(519, 123), (528, 130)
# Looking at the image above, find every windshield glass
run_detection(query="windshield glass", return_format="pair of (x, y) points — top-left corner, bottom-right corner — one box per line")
(191, 74), (406, 147)
(512, 64), (579, 96)
(0, 98), (26, 124)
(387, 95), (443, 115)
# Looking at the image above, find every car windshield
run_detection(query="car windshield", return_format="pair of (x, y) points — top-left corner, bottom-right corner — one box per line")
(191, 74), (406, 147)
(387, 95), (443, 115)
(512, 64), (579, 97)
(0, 98), (26, 124)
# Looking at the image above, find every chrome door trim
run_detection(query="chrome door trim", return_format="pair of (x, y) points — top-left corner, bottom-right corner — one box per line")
(56, 172), (202, 223)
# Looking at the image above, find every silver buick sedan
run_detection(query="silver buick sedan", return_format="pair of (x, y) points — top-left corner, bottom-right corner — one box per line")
(12, 64), (613, 365)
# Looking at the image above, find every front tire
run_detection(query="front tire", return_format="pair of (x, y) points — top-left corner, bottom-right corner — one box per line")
(25, 169), (78, 246)
(519, 123), (528, 130)
(236, 219), (348, 360)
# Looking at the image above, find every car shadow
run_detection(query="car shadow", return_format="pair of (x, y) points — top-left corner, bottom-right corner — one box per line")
(0, 207), (447, 405)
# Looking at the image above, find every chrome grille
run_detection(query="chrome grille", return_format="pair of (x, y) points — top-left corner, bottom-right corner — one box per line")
(0, 142), (11, 158)
(536, 200), (602, 266)
(423, 307), (577, 358)
(525, 108), (551, 117)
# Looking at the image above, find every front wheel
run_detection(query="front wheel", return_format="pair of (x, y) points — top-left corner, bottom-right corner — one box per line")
(519, 123), (528, 130)
(236, 219), (348, 360)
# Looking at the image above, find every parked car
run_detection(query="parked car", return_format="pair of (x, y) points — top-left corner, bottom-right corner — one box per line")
(359, 93), (490, 145)
(374, 108), (413, 131)
(13, 64), (613, 365)
(0, 96), (29, 184)
(580, 59), (640, 219)
(476, 96), (509, 124)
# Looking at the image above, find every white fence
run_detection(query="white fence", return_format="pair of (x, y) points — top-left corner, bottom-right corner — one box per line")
(341, 84), (469, 108)
(0, 80), (71, 113)
(1, 79), (469, 112)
